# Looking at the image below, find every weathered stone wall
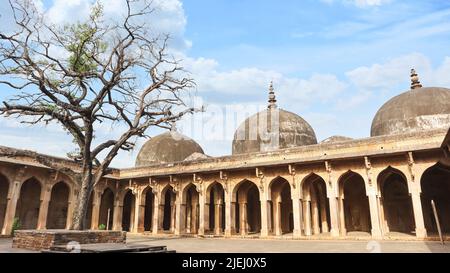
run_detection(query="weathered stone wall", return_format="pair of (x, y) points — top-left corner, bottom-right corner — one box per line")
(12, 230), (126, 251)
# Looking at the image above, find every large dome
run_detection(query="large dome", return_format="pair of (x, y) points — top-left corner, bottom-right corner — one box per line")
(371, 70), (450, 137)
(232, 83), (317, 155)
(135, 131), (204, 166)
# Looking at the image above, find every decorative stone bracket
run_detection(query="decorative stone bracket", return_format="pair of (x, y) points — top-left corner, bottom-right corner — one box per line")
(128, 179), (139, 195)
(193, 173), (203, 195)
(288, 164), (296, 189)
(364, 156), (373, 186)
(50, 170), (60, 182)
(149, 177), (159, 194)
(219, 171), (229, 193)
(169, 175), (180, 193)
(324, 161), (333, 187)
(406, 152), (416, 183)
(256, 167), (265, 192)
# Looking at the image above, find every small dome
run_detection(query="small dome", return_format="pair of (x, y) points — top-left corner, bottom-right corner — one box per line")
(371, 70), (450, 137)
(232, 108), (317, 154)
(321, 135), (354, 144)
(135, 131), (204, 166)
(371, 87), (450, 137)
(232, 83), (317, 155)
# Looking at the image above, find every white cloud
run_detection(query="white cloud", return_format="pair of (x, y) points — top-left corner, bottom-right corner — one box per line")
(44, 0), (190, 50)
(185, 56), (347, 108)
(345, 52), (450, 93)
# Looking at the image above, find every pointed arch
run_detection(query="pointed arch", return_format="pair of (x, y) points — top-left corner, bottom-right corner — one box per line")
(141, 186), (154, 232)
(99, 188), (115, 230)
(206, 181), (225, 234)
(0, 173), (9, 232)
(121, 189), (135, 232)
(338, 171), (371, 234)
(15, 177), (42, 229)
(420, 162), (450, 235)
(183, 183), (200, 234)
(47, 181), (70, 229)
(269, 176), (293, 235)
(378, 167), (415, 234)
(161, 185), (176, 232)
(301, 173), (330, 236)
(234, 179), (261, 235)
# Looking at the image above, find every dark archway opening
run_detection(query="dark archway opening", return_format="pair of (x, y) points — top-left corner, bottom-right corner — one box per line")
(144, 188), (154, 232)
(184, 184), (200, 234)
(122, 190), (135, 232)
(99, 188), (114, 230)
(302, 174), (330, 235)
(340, 172), (371, 233)
(235, 180), (261, 234)
(47, 182), (70, 229)
(208, 183), (225, 234)
(15, 178), (41, 229)
(270, 178), (293, 235)
(162, 187), (175, 231)
(421, 164), (450, 235)
(381, 171), (415, 234)
(0, 174), (9, 231)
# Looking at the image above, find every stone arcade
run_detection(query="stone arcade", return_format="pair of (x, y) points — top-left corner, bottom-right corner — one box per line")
(1, 70), (450, 241)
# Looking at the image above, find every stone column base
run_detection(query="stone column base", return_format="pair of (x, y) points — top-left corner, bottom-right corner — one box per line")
(371, 228), (382, 239)
(415, 228), (427, 239)
(330, 228), (340, 237)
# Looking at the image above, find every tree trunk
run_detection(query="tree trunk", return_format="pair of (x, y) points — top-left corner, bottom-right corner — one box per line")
(71, 169), (93, 230)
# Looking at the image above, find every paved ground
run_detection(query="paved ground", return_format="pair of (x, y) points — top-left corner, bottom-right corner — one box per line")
(2, 235), (450, 253)
(126, 235), (450, 253)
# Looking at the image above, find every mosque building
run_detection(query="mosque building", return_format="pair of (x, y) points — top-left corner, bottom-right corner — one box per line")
(1, 69), (450, 240)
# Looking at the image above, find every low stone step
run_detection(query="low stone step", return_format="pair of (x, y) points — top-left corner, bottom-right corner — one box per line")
(48, 243), (168, 253)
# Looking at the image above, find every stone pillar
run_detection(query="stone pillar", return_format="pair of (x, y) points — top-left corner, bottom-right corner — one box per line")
(274, 201), (282, 236)
(379, 196), (389, 234)
(303, 200), (312, 236)
(311, 200), (320, 235)
(133, 193), (143, 233)
(320, 198), (329, 233)
(239, 202), (248, 235)
(112, 199), (123, 231)
(37, 186), (51, 230)
(338, 197), (347, 236)
(292, 198), (303, 238)
(192, 202), (198, 234)
(152, 193), (161, 235)
(367, 186), (382, 239)
(411, 191), (427, 239)
(215, 200), (223, 235)
(260, 199), (270, 237)
(90, 192), (100, 230)
(225, 194), (236, 237)
(328, 197), (340, 237)
(186, 204), (192, 233)
(65, 191), (75, 229)
(172, 200), (180, 234)
(198, 194), (206, 236)
(2, 181), (20, 235)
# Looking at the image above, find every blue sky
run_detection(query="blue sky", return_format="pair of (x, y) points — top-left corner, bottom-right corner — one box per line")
(1, 0), (450, 167)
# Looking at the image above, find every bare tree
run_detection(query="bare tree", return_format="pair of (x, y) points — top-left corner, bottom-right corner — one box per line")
(0, 0), (199, 230)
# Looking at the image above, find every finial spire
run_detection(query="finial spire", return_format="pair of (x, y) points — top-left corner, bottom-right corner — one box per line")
(268, 81), (277, 109)
(411, 69), (423, 90)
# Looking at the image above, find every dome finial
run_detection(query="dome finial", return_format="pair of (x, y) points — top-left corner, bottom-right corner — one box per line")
(268, 81), (277, 109)
(411, 68), (423, 90)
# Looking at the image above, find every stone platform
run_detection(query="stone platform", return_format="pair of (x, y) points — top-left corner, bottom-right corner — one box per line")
(12, 230), (126, 251)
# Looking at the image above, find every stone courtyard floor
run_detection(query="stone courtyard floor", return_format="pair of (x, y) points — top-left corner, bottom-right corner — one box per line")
(2, 234), (450, 253)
